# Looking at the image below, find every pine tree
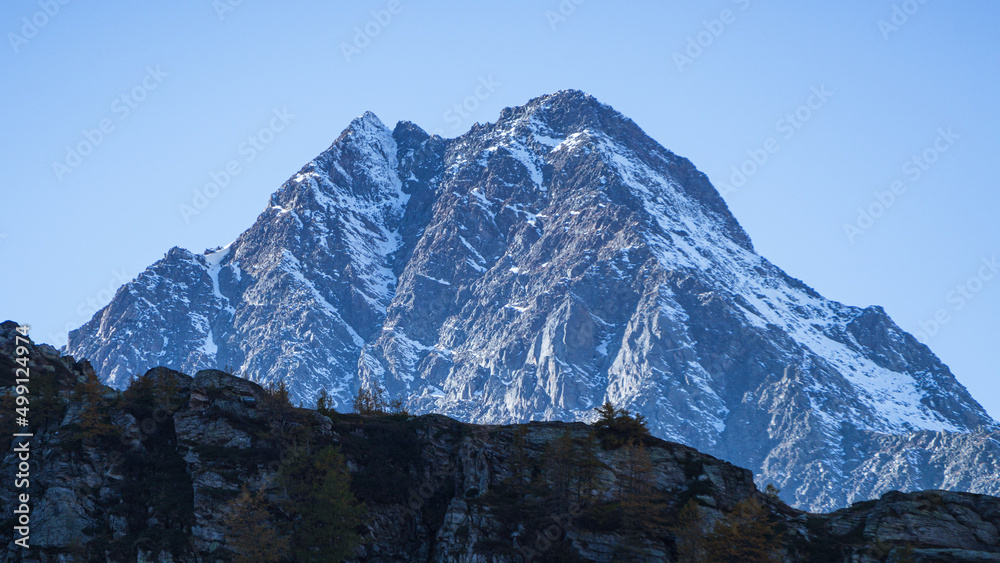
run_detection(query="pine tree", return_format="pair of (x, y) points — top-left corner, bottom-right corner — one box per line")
(543, 428), (576, 511)
(673, 499), (708, 563)
(574, 430), (603, 503)
(764, 483), (781, 500)
(353, 386), (382, 414)
(122, 372), (156, 407)
(279, 446), (366, 562)
(315, 387), (336, 418)
(618, 439), (660, 533)
(75, 371), (115, 438)
(352, 385), (406, 415)
(596, 401), (618, 425)
(507, 424), (532, 487)
(593, 401), (649, 447)
(265, 379), (292, 407)
(223, 485), (290, 563)
(705, 496), (780, 562)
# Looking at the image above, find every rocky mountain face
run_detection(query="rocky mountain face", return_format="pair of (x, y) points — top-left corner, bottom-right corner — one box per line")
(65, 90), (998, 512)
(6, 323), (1000, 562)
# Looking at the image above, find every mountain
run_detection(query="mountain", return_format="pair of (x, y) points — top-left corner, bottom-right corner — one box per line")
(65, 90), (999, 512)
(6, 324), (1000, 562)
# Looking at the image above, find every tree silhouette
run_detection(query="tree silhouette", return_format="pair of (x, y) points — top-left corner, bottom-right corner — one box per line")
(506, 424), (532, 487)
(75, 371), (115, 439)
(618, 439), (661, 533)
(543, 428), (576, 511)
(574, 430), (603, 503)
(705, 495), (781, 562)
(315, 387), (337, 418)
(279, 446), (366, 562)
(222, 485), (289, 563)
(673, 498), (709, 563)
(593, 401), (649, 447)
(352, 385), (407, 416)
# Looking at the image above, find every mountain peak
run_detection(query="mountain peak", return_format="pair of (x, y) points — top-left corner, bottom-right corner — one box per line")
(67, 90), (997, 513)
(392, 120), (431, 147)
(529, 88), (607, 111)
(462, 90), (754, 252)
(489, 88), (624, 137)
(349, 110), (388, 131)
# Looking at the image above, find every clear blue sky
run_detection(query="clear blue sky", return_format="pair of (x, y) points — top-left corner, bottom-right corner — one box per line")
(2, 1), (998, 419)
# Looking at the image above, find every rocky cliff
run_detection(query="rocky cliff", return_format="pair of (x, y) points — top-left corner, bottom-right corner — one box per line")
(6, 322), (1000, 562)
(64, 90), (998, 512)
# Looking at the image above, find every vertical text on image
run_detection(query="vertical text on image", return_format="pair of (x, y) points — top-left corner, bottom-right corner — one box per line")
(11, 325), (33, 550)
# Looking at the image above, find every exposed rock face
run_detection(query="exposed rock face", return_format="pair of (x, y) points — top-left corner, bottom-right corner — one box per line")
(843, 429), (1000, 501)
(64, 90), (997, 512)
(820, 490), (1000, 562)
(3, 326), (1000, 562)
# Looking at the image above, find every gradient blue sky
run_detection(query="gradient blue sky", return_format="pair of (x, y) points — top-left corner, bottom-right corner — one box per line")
(3, 2), (998, 418)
